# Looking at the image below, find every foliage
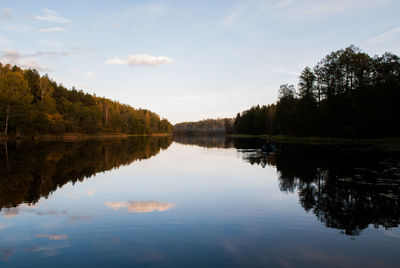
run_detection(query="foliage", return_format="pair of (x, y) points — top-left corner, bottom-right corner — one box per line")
(174, 118), (231, 135)
(0, 63), (172, 136)
(233, 46), (400, 137)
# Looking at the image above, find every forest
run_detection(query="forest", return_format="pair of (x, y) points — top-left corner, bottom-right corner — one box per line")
(232, 46), (400, 138)
(0, 63), (172, 137)
(174, 118), (233, 136)
(2, 45), (399, 139)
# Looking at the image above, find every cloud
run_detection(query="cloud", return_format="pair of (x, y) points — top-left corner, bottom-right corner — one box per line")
(106, 57), (126, 65)
(32, 8), (71, 24)
(0, 49), (52, 72)
(362, 25), (400, 46)
(38, 27), (67, 33)
(3, 49), (19, 62)
(106, 54), (174, 66)
(85, 71), (96, 78)
(0, 8), (12, 19)
(29, 51), (69, 57)
(0, 47), (86, 72)
(36, 234), (68, 240)
(105, 201), (175, 213)
(19, 58), (51, 72)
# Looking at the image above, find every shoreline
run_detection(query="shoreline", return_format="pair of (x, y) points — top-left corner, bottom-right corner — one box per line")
(0, 133), (172, 142)
(225, 134), (400, 145)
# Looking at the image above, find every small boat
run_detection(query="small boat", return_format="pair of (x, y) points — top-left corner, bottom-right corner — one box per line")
(261, 144), (276, 154)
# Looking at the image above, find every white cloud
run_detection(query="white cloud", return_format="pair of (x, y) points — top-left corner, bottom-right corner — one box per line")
(0, 8), (12, 19)
(105, 56), (126, 65)
(32, 8), (71, 24)
(38, 27), (67, 33)
(362, 25), (400, 46)
(106, 54), (174, 66)
(85, 71), (96, 78)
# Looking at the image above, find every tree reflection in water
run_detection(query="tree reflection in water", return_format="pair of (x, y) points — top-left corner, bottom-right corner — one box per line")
(241, 143), (400, 236)
(175, 136), (400, 236)
(0, 136), (172, 210)
(2, 135), (399, 236)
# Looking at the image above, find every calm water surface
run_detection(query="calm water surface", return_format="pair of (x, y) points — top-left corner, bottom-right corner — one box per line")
(0, 137), (399, 267)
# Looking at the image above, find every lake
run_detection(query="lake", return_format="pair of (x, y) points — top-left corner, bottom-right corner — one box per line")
(0, 136), (399, 267)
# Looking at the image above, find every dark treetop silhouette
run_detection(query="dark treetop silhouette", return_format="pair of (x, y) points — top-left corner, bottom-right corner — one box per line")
(232, 46), (400, 138)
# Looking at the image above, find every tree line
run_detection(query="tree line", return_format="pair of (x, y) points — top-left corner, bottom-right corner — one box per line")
(174, 118), (233, 135)
(0, 63), (172, 136)
(231, 46), (400, 137)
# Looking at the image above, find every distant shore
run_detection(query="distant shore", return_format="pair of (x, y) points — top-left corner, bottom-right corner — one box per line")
(226, 134), (400, 145)
(0, 133), (171, 142)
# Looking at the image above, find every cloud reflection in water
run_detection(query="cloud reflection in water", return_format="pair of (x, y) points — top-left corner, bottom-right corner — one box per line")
(36, 234), (68, 240)
(105, 201), (175, 213)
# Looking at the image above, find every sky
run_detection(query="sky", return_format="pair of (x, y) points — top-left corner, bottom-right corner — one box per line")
(0, 0), (399, 124)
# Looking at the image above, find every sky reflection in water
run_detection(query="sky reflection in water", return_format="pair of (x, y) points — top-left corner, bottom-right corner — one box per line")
(0, 137), (399, 267)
